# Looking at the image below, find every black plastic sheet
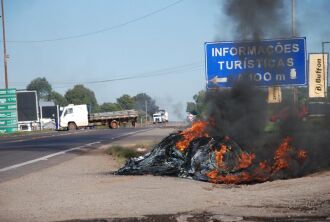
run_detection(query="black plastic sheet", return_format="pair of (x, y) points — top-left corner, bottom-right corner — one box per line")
(115, 132), (252, 183)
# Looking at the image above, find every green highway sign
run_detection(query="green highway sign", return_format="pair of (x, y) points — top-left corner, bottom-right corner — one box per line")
(0, 88), (18, 134)
(0, 119), (17, 126)
(0, 104), (17, 111)
(0, 127), (17, 133)
(0, 111), (17, 118)
(0, 97), (17, 103)
(0, 88), (16, 95)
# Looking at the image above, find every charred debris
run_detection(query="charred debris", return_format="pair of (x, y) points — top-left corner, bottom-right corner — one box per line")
(116, 121), (308, 184)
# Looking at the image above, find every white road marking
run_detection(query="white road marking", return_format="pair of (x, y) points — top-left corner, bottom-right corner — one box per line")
(0, 129), (151, 173)
(0, 141), (101, 173)
(0, 128), (152, 173)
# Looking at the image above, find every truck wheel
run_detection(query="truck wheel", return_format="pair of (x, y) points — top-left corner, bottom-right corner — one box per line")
(68, 122), (77, 131)
(110, 121), (118, 129)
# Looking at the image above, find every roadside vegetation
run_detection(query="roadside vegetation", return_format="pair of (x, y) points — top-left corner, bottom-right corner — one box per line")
(0, 129), (53, 138)
(27, 77), (160, 115)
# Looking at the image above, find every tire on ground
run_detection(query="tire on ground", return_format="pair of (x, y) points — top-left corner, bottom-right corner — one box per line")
(68, 122), (77, 131)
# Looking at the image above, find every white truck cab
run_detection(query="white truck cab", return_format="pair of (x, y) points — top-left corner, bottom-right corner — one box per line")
(153, 110), (169, 124)
(60, 104), (89, 130)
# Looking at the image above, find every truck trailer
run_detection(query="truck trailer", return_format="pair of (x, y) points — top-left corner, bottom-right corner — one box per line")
(59, 104), (138, 130)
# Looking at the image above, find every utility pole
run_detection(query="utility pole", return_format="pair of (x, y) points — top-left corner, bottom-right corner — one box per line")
(292, 0), (296, 37)
(1, 0), (8, 88)
(145, 100), (148, 125)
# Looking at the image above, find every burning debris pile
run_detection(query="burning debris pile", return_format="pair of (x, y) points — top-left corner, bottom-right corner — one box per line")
(116, 122), (308, 184)
(116, 0), (330, 184)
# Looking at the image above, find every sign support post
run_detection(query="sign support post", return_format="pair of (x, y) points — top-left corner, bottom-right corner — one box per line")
(322, 42), (330, 99)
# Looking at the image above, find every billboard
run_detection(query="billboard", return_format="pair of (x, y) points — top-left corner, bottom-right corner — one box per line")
(0, 88), (18, 133)
(205, 37), (307, 88)
(16, 90), (39, 122)
(308, 53), (328, 98)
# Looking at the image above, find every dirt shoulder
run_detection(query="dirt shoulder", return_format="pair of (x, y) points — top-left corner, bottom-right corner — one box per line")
(0, 127), (329, 222)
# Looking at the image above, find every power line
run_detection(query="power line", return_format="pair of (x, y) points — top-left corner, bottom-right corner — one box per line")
(2, 61), (203, 88)
(75, 62), (202, 84)
(6, 0), (184, 43)
(54, 62), (203, 88)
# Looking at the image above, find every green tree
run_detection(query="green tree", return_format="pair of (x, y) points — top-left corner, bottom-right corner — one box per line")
(98, 102), (121, 112)
(186, 102), (197, 115)
(27, 77), (52, 100)
(50, 91), (68, 106)
(133, 93), (159, 115)
(186, 90), (206, 118)
(116, 94), (135, 110)
(65, 84), (98, 110)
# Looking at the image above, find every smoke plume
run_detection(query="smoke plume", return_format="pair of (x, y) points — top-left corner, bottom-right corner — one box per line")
(223, 0), (289, 40)
(204, 0), (330, 175)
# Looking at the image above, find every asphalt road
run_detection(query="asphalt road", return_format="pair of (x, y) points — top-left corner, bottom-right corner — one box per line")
(0, 127), (150, 181)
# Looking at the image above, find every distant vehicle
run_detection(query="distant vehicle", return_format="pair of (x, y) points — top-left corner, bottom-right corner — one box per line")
(59, 104), (138, 130)
(153, 110), (169, 124)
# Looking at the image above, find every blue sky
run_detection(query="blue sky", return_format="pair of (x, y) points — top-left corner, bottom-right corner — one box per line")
(1, 0), (330, 120)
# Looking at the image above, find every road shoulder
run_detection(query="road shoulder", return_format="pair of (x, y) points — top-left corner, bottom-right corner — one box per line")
(0, 127), (329, 222)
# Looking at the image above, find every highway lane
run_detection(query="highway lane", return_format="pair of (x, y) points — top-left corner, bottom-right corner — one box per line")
(0, 127), (150, 173)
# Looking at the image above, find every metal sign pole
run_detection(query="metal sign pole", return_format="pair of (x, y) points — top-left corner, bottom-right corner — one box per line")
(292, 0), (298, 106)
(322, 42), (330, 100)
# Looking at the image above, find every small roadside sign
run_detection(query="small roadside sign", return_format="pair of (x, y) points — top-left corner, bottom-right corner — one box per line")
(308, 53), (328, 98)
(0, 88), (18, 134)
(267, 86), (282, 103)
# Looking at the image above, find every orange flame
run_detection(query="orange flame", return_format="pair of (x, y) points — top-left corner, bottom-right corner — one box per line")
(259, 161), (269, 170)
(296, 150), (307, 163)
(215, 145), (228, 168)
(253, 161), (272, 182)
(176, 121), (209, 151)
(272, 137), (292, 172)
(206, 169), (219, 183)
(205, 137), (308, 184)
(238, 152), (255, 169)
(219, 172), (253, 184)
(207, 171), (253, 184)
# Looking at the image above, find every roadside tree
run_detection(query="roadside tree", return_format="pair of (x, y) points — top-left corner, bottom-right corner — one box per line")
(99, 102), (121, 112)
(116, 94), (135, 110)
(50, 91), (68, 106)
(27, 77), (52, 101)
(65, 84), (98, 111)
(186, 90), (206, 119)
(133, 93), (159, 115)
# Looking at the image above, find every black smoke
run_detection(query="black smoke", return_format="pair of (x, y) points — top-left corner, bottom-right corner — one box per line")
(223, 0), (290, 40)
(205, 82), (268, 150)
(204, 0), (330, 174)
